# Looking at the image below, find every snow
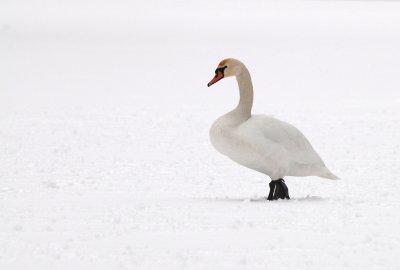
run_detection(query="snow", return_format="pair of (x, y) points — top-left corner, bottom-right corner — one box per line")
(1, 1), (400, 269)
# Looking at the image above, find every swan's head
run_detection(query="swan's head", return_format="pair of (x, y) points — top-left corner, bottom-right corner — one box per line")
(207, 58), (244, 87)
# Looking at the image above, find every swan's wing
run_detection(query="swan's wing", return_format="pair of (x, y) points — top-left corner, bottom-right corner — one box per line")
(240, 115), (325, 166)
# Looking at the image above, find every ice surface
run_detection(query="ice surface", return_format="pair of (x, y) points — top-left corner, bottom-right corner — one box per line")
(1, 1), (400, 269)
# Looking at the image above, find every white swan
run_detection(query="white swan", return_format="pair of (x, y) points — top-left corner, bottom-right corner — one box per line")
(207, 58), (338, 200)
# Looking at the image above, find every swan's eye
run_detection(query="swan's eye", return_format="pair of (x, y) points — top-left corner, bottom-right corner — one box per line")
(215, 66), (228, 75)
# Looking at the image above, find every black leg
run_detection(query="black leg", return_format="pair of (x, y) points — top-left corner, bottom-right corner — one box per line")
(279, 179), (290, 200)
(274, 180), (285, 200)
(267, 181), (276, 201)
(267, 179), (290, 200)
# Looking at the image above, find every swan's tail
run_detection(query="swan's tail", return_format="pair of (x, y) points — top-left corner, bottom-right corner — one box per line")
(319, 168), (340, 180)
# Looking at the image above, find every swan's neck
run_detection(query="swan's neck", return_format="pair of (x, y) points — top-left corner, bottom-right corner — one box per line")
(234, 67), (253, 119)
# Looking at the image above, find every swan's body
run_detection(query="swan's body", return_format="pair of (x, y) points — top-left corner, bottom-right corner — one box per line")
(210, 112), (337, 180)
(207, 58), (337, 199)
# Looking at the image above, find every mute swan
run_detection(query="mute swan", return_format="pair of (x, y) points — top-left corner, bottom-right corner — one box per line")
(207, 58), (338, 200)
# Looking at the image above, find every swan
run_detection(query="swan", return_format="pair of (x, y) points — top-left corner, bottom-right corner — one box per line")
(207, 58), (338, 200)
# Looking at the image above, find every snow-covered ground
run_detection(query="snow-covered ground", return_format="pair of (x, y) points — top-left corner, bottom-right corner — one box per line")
(1, 1), (400, 269)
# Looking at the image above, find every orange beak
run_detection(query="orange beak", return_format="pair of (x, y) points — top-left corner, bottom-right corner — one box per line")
(207, 71), (224, 87)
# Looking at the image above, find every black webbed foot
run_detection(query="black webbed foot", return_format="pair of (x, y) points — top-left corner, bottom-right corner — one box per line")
(267, 179), (290, 201)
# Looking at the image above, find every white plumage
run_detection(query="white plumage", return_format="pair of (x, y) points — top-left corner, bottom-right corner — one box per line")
(208, 58), (338, 181)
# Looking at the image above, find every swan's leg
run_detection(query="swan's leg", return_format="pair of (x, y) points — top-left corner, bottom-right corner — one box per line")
(267, 179), (290, 200)
(277, 179), (290, 200)
(267, 181), (276, 200)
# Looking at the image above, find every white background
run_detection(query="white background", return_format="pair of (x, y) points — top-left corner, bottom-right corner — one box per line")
(1, 1), (400, 269)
